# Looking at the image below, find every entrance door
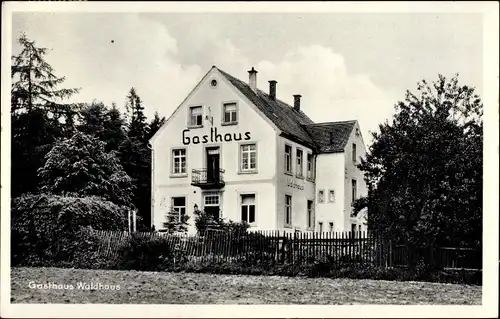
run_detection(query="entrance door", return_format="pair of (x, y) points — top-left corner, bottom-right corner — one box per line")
(206, 147), (220, 184)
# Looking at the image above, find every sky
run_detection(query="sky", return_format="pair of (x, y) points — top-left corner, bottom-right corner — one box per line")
(11, 12), (483, 145)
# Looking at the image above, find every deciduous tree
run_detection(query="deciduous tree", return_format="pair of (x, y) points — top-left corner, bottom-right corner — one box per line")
(354, 74), (483, 263)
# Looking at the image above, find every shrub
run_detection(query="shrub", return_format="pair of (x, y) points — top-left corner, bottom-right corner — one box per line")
(11, 193), (127, 266)
(163, 210), (190, 234)
(116, 233), (174, 271)
(193, 208), (249, 235)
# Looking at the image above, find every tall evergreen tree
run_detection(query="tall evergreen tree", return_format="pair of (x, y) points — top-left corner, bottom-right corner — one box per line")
(119, 88), (151, 229)
(77, 101), (126, 153)
(11, 32), (80, 196)
(147, 111), (166, 141)
(103, 102), (127, 153)
(77, 101), (107, 140)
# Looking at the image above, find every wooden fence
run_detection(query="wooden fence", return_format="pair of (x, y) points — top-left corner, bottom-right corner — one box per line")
(88, 229), (482, 270)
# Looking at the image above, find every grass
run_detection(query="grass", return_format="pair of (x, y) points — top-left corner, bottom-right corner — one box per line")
(11, 267), (481, 305)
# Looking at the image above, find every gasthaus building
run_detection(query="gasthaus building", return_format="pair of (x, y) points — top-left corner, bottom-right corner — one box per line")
(149, 66), (368, 234)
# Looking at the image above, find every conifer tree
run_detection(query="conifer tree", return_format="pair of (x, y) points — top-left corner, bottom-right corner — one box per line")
(119, 88), (151, 229)
(11, 32), (80, 196)
(147, 111), (166, 140)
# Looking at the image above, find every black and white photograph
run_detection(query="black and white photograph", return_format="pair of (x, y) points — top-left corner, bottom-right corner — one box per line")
(1, 1), (498, 318)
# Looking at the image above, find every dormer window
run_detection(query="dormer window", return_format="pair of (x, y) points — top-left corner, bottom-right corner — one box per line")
(222, 102), (238, 125)
(189, 106), (203, 127)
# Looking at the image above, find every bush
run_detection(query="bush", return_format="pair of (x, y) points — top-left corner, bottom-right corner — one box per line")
(116, 234), (175, 271)
(193, 208), (250, 235)
(11, 193), (127, 266)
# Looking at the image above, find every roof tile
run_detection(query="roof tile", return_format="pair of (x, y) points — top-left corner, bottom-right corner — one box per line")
(218, 67), (356, 153)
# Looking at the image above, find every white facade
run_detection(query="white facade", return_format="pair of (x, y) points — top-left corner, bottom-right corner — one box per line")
(150, 66), (368, 234)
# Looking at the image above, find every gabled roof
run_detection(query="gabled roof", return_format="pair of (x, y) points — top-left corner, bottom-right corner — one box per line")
(218, 68), (316, 148)
(150, 65), (360, 154)
(218, 67), (358, 154)
(302, 121), (357, 153)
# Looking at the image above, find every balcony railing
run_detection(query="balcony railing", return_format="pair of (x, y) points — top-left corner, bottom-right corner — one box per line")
(191, 168), (225, 189)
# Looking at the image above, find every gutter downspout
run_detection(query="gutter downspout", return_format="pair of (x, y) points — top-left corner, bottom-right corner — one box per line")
(147, 142), (154, 231)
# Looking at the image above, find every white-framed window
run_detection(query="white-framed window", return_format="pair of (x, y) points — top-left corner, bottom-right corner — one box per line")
(296, 149), (303, 178)
(352, 143), (357, 163)
(204, 193), (220, 206)
(285, 195), (292, 225)
(318, 189), (325, 204)
(189, 106), (203, 127)
(240, 143), (257, 171)
(351, 179), (357, 203)
(172, 149), (187, 174)
(241, 194), (256, 224)
(223, 102), (238, 124)
(307, 153), (314, 179)
(318, 222), (323, 233)
(328, 189), (335, 203)
(285, 144), (292, 173)
(203, 192), (221, 220)
(329, 222), (334, 232)
(171, 197), (186, 219)
(307, 200), (314, 229)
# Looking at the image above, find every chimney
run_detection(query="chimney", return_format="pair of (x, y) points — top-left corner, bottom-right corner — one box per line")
(269, 80), (277, 100)
(248, 67), (258, 92)
(293, 94), (302, 111)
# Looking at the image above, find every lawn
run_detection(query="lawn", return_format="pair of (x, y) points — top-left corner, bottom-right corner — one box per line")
(11, 267), (481, 305)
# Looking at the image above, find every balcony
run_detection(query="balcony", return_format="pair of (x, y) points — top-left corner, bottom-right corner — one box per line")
(191, 168), (225, 189)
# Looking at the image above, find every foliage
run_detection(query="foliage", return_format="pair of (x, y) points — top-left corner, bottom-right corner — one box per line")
(163, 210), (190, 234)
(147, 111), (166, 140)
(77, 101), (127, 153)
(193, 208), (250, 235)
(11, 193), (127, 266)
(119, 87), (152, 230)
(124, 87), (148, 142)
(11, 32), (80, 197)
(37, 131), (135, 207)
(116, 234), (174, 271)
(354, 74), (483, 266)
(104, 102), (127, 152)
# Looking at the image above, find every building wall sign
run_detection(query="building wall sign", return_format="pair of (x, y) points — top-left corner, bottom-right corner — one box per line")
(183, 128), (251, 145)
(286, 177), (304, 190)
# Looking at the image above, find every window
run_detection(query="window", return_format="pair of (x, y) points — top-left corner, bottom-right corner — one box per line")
(285, 195), (292, 225)
(307, 153), (314, 179)
(223, 102), (238, 124)
(352, 143), (357, 163)
(358, 225), (362, 232)
(204, 194), (220, 206)
(318, 222), (323, 233)
(307, 200), (314, 229)
(204, 192), (221, 220)
(351, 223), (357, 233)
(240, 144), (257, 171)
(171, 197), (186, 219)
(351, 179), (357, 203)
(296, 149), (303, 178)
(241, 194), (256, 224)
(318, 190), (325, 204)
(285, 145), (292, 173)
(329, 222), (334, 232)
(328, 189), (335, 203)
(172, 149), (187, 174)
(189, 106), (203, 126)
